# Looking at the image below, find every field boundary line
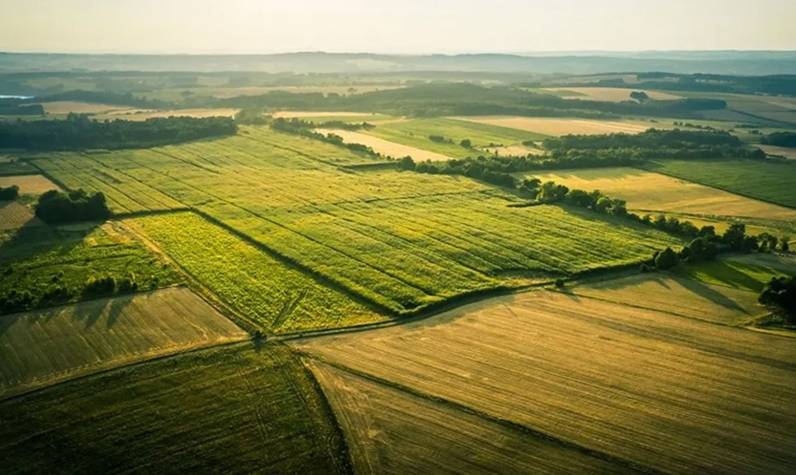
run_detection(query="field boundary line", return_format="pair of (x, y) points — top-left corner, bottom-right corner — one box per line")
(297, 353), (663, 475)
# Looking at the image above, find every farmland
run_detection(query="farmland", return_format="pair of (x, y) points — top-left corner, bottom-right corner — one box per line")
(92, 107), (240, 121)
(127, 212), (387, 333)
(309, 360), (629, 474)
(643, 158), (796, 209)
(0, 344), (350, 474)
(0, 201), (40, 230)
(541, 87), (683, 102)
(294, 278), (796, 475)
(0, 174), (59, 194)
(32, 125), (681, 316)
(0, 223), (178, 313)
(526, 167), (796, 224)
(0, 287), (246, 399)
(315, 127), (453, 161)
(454, 116), (655, 136)
(359, 117), (547, 159)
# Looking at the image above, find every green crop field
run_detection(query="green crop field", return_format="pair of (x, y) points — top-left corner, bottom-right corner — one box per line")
(128, 212), (387, 333)
(0, 287), (246, 399)
(362, 117), (547, 158)
(0, 223), (178, 314)
(0, 344), (350, 474)
(31, 126), (681, 316)
(643, 159), (796, 209)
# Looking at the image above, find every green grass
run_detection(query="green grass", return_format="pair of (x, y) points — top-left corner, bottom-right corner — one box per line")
(643, 158), (796, 209)
(365, 118), (547, 158)
(33, 125), (681, 317)
(0, 223), (178, 314)
(675, 253), (796, 293)
(128, 212), (387, 333)
(0, 287), (246, 399)
(0, 344), (350, 474)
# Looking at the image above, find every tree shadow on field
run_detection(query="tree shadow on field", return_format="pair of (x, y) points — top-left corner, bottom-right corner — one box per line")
(674, 274), (750, 314)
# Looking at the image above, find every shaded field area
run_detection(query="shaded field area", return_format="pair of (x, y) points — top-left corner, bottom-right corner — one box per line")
(0, 344), (350, 474)
(0, 223), (178, 314)
(127, 212), (387, 333)
(309, 360), (629, 475)
(295, 284), (796, 474)
(568, 254), (796, 326)
(0, 287), (246, 399)
(643, 159), (796, 209)
(454, 116), (653, 136)
(360, 117), (546, 159)
(33, 126), (680, 316)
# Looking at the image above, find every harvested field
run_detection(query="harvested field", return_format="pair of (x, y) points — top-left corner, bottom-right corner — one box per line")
(294, 289), (796, 474)
(760, 145), (796, 160)
(454, 116), (652, 136)
(542, 87), (682, 102)
(41, 101), (134, 115)
(0, 344), (349, 474)
(0, 287), (245, 399)
(0, 174), (59, 194)
(526, 167), (796, 221)
(315, 127), (453, 161)
(96, 108), (239, 121)
(309, 360), (629, 474)
(0, 201), (40, 230)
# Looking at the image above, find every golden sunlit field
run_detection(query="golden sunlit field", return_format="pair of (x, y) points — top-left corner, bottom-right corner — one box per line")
(0, 174), (60, 195)
(454, 116), (654, 135)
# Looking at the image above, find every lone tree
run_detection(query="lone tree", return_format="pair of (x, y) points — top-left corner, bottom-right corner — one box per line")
(35, 189), (111, 224)
(759, 276), (796, 323)
(654, 247), (680, 270)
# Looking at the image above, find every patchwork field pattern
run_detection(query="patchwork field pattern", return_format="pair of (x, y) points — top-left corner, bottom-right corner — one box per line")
(295, 288), (796, 475)
(643, 159), (796, 209)
(0, 345), (350, 474)
(34, 126), (680, 317)
(0, 287), (246, 399)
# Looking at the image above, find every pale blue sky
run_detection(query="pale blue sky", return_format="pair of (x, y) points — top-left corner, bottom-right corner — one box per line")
(1, 0), (794, 54)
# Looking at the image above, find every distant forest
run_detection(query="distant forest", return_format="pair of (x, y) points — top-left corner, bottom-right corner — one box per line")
(0, 114), (237, 150)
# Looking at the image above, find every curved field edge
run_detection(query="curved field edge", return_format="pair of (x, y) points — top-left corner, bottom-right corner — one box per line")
(0, 343), (351, 475)
(0, 286), (247, 400)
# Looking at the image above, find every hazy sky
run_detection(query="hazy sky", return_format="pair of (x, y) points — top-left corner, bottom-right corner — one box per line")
(2, 0), (794, 54)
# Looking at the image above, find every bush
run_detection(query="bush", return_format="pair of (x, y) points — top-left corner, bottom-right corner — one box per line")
(554, 279), (565, 288)
(654, 247), (680, 270)
(758, 276), (796, 323)
(0, 185), (19, 200)
(82, 275), (116, 297)
(35, 189), (111, 224)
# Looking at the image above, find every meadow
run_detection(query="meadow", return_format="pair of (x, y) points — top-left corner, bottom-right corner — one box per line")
(295, 281), (796, 475)
(0, 344), (350, 474)
(0, 287), (246, 399)
(643, 158), (796, 209)
(32, 126), (681, 317)
(0, 223), (178, 313)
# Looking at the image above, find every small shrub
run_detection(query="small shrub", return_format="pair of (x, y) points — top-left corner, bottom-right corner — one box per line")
(82, 275), (116, 297)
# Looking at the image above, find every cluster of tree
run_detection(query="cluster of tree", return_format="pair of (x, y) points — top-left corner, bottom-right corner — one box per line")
(35, 189), (111, 223)
(429, 134), (452, 143)
(758, 276), (796, 323)
(35, 90), (169, 109)
(643, 224), (789, 272)
(632, 73), (796, 96)
(0, 99), (43, 116)
(761, 132), (796, 148)
(314, 120), (374, 131)
(234, 108), (269, 125)
(0, 185), (19, 200)
(0, 114), (237, 150)
(630, 91), (650, 102)
(0, 272), (143, 315)
(271, 118), (381, 158)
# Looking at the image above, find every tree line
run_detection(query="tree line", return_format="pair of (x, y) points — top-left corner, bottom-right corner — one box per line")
(271, 118), (382, 158)
(0, 113), (237, 150)
(761, 132), (796, 148)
